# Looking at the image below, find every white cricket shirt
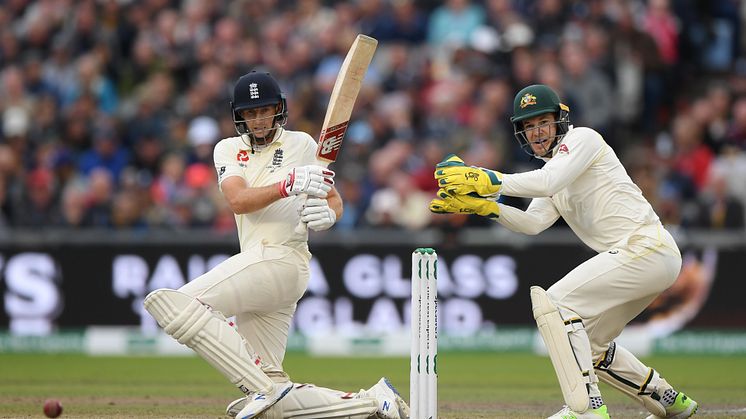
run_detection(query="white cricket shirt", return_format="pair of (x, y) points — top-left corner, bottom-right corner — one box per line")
(213, 129), (318, 252)
(497, 127), (660, 253)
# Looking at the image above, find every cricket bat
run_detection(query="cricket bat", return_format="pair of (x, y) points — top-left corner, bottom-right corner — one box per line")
(296, 34), (377, 234)
(315, 34), (378, 166)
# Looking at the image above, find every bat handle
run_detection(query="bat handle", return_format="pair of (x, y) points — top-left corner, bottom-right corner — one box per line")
(294, 193), (310, 235)
(295, 160), (332, 236)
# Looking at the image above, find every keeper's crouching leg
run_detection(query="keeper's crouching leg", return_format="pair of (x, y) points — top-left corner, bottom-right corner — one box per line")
(595, 342), (690, 418)
(531, 286), (600, 413)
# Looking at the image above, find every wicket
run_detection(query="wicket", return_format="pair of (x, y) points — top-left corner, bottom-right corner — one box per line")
(410, 248), (438, 419)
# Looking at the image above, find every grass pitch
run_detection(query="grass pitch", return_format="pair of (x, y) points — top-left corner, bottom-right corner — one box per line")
(1, 352), (745, 418)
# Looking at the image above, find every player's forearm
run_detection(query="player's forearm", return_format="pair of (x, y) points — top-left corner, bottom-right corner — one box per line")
(501, 170), (564, 198)
(496, 204), (555, 235)
(226, 184), (284, 214)
(327, 188), (344, 220)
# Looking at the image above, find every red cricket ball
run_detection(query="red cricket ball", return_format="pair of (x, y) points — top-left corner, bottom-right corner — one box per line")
(43, 399), (63, 418)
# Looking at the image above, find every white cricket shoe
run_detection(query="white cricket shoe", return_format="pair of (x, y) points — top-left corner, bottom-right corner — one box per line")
(358, 377), (410, 419)
(547, 404), (610, 419)
(233, 381), (293, 419)
(226, 395), (248, 418)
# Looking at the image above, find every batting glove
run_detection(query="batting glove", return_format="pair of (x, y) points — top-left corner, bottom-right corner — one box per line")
(434, 154), (503, 197)
(279, 166), (335, 198)
(300, 198), (337, 231)
(429, 188), (500, 219)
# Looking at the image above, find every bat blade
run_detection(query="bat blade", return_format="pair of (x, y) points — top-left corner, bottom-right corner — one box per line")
(316, 34), (378, 165)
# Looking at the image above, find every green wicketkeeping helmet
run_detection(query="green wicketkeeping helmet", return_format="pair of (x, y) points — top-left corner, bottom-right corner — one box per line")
(510, 84), (570, 157)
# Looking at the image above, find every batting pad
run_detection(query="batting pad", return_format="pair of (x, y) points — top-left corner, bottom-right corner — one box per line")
(144, 289), (274, 395)
(531, 286), (590, 413)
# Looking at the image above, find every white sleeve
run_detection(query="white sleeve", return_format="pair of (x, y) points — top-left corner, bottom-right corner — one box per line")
(302, 132), (321, 165)
(500, 128), (605, 198)
(213, 140), (244, 189)
(496, 198), (560, 235)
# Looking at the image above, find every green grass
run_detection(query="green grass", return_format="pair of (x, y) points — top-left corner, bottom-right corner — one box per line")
(1, 352), (745, 418)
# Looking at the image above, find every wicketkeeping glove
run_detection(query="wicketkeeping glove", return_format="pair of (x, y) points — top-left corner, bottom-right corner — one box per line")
(279, 165), (335, 198)
(429, 189), (500, 219)
(433, 154), (503, 197)
(300, 198), (337, 231)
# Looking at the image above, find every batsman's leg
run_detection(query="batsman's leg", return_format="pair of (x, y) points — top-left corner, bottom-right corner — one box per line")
(595, 342), (698, 419)
(531, 286), (599, 413)
(227, 383), (379, 419)
(144, 289), (291, 418)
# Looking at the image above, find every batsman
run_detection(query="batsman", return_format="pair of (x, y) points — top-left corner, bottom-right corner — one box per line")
(430, 84), (698, 419)
(143, 71), (409, 419)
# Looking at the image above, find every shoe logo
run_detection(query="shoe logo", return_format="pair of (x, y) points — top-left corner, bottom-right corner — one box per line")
(253, 394), (266, 401)
(382, 400), (391, 411)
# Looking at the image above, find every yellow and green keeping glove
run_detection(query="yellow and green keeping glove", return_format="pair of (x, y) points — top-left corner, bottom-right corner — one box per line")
(429, 189), (500, 219)
(433, 154), (503, 197)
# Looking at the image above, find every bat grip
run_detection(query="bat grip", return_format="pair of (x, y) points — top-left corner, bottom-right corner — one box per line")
(294, 161), (331, 236)
(294, 193), (310, 235)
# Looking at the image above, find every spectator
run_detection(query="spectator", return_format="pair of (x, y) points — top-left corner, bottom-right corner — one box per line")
(693, 168), (745, 229)
(186, 115), (220, 165)
(670, 115), (714, 191)
(14, 168), (60, 227)
(0, 0), (743, 233)
(83, 168), (115, 227)
(427, 0), (485, 48)
(78, 120), (130, 182)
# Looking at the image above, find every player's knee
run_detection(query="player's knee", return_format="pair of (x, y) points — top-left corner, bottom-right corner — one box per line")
(544, 288), (574, 313)
(593, 341), (616, 369)
(555, 305), (585, 330)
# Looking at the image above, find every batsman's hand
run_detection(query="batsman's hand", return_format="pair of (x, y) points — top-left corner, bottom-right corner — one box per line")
(300, 198), (337, 231)
(434, 154), (503, 197)
(429, 189), (500, 219)
(280, 165), (335, 198)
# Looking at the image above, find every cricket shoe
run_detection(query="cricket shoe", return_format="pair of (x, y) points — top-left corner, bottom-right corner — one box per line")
(547, 404), (610, 419)
(232, 381), (293, 419)
(358, 377), (410, 419)
(226, 395), (248, 418)
(645, 392), (698, 419)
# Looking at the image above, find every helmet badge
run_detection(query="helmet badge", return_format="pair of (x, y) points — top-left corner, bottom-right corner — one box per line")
(249, 83), (259, 99)
(519, 93), (537, 109)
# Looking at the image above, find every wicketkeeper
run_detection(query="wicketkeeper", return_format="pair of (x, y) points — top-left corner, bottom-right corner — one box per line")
(430, 84), (698, 419)
(143, 71), (408, 419)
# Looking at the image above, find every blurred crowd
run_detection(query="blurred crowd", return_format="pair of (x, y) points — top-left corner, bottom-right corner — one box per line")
(1, 0), (746, 233)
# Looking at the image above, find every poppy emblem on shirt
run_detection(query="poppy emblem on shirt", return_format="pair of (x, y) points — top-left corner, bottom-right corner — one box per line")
(237, 150), (250, 162)
(558, 144), (569, 154)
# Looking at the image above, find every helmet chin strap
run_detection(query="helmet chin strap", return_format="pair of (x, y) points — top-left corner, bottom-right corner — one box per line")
(241, 126), (279, 153)
(531, 126), (567, 158)
(538, 138), (558, 158)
